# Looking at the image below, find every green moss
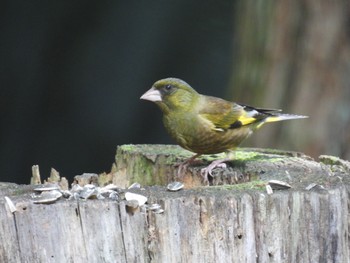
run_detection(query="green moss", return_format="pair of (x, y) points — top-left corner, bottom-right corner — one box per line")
(118, 146), (177, 185)
(119, 144), (137, 151)
(200, 150), (285, 164)
(119, 145), (287, 164)
(130, 153), (157, 185)
(319, 155), (342, 166)
(120, 144), (191, 157)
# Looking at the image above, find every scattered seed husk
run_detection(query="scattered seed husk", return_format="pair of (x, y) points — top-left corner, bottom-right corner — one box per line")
(5, 196), (17, 213)
(126, 200), (139, 209)
(125, 192), (147, 206)
(71, 192), (81, 200)
(148, 203), (161, 211)
(33, 184), (60, 192)
(152, 208), (165, 214)
(305, 183), (317, 191)
(128, 182), (141, 189)
(266, 184), (273, 195)
(71, 184), (84, 194)
(80, 184), (99, 200)
(305, 183), (326, 191)
(101, 184), (120, 192)
(33, 190), (62, 204)
(167, 181), (184, 192)
(268, 180), (291, 190)
(61, 190), (72, 198)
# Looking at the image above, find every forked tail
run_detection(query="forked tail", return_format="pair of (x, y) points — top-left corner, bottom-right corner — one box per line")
(265, 113), (308, 123)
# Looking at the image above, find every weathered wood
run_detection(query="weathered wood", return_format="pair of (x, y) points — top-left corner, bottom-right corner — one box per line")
(1, 145), (350, 262)
(1, 185), (350, 262)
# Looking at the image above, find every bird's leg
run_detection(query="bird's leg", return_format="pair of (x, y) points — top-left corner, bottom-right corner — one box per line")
(175, 153), (202, 178)
(201, 151), (235, 184)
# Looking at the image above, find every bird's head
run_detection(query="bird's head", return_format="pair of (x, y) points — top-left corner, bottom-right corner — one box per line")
(140, 78), (199, 114)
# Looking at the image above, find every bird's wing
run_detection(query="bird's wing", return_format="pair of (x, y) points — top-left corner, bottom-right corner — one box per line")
(198, 96), (280, 131)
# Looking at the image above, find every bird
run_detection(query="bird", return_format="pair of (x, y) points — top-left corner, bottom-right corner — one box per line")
(140, 77), (308, 182)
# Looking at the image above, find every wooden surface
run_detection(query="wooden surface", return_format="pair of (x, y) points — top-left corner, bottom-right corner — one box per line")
(113, 144), (344, 189)
(1, 145), (350, 262)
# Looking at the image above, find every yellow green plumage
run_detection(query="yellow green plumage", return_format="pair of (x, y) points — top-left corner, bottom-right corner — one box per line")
(141, 77), (307, 155)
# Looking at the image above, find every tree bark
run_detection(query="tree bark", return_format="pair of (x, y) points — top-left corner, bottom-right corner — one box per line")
(230, 0), (350, 160)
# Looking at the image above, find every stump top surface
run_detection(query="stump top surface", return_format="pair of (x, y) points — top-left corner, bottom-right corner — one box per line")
(115, 144), (350, 189)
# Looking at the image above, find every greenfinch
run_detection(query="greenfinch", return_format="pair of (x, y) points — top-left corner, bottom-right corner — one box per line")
(140, 77), (307, 179)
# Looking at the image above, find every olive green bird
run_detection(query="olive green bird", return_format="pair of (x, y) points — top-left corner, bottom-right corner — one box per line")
(140, 78), (307, 180)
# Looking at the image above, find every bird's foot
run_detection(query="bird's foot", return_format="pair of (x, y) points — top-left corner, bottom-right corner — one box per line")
(200, 158), (231, 185)
(175, 154), (202, 178)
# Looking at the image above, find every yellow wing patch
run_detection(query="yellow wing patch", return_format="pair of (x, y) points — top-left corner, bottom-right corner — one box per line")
(237, 116), (258, 126)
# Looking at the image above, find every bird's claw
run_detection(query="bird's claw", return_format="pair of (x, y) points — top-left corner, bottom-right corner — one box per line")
(200, 159), (230, 185)
(176, 162), (189, 178)
(175, 154), (203, 178)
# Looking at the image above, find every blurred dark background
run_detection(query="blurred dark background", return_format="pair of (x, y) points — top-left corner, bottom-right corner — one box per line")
(2, 1), (350, 184)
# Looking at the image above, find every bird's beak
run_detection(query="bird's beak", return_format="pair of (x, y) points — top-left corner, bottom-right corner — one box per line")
(140, 87), (162, 102)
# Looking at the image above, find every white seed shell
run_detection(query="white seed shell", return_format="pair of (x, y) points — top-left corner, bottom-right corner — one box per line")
(125, 192), (147, 206)
(266, 185), (273, 195)
(128, 182), (141, 189)
(268, 180), (291, 190)
(148, 203), (162, 211)
(5, 196), (17, 213)
(167, 182), (184, 192)
(153, 208), (165, 214)
(305, 183), (317, 191)
(33, 190), (62, 204)
(33, 184), (60, 192)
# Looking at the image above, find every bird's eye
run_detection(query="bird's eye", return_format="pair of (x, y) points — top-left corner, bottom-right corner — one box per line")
(165, 85), (172, 90)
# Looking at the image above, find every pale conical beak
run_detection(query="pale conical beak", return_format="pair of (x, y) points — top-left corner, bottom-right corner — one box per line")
(140, 87), (162, 102)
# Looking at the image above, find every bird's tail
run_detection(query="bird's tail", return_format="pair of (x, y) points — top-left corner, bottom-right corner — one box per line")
(265, 113), (308, 123)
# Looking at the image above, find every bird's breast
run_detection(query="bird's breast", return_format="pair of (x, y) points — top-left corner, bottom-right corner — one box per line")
(163, 113), (253, 154)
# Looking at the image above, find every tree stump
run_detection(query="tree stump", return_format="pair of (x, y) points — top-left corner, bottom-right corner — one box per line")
(1, 144), (350, 262)
(113, 144), (343, 189)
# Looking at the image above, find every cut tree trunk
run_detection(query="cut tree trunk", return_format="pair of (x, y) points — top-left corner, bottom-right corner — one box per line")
(1, 144), (350, 263)
(113, 144), (338, 189)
